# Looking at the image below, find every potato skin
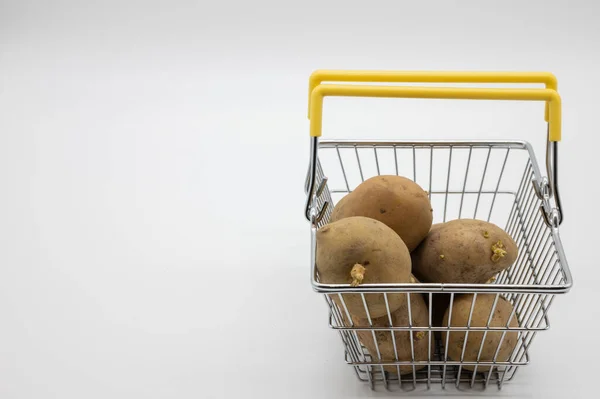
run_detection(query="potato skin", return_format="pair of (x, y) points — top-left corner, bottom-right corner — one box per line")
(330, 175), (432, 252)
(316, 216), (412, 318)
(412, 219), (517, 284)
(353, 291), (433, 374)
(442, 294), (518, 372)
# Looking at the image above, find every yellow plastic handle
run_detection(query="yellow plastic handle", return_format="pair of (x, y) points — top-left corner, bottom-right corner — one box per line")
(308, 70), (558, 121)
(309, 84), (561, 141)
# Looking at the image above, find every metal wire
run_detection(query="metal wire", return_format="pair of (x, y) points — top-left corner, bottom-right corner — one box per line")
(308, 140), (571, 391)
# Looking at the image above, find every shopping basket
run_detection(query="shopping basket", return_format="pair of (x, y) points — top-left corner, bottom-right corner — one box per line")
(303, 71), (572, 391)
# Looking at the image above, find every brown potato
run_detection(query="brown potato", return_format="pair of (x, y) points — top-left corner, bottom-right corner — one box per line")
(316, 216), (412, 318)
(430, 275), (499, 339)
(442, 294), (519, 372)
(353, 290), (433, 374)
(330, 175), (432, 251)
(412, 219), (517, 284)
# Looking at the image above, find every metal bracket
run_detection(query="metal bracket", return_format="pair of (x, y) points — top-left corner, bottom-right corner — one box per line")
(534, 127), (564, 228)
(534, 177), (561, 229)
(305, 137), (330, 224)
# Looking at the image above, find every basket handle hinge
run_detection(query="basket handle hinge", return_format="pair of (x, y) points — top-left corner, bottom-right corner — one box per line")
(534, 153), (563, 229)
(545, 134), (563, 226)
(304, 136), (329, 224)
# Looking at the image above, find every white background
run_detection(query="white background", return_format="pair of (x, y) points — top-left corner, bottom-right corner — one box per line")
(1, 0), (599, 398)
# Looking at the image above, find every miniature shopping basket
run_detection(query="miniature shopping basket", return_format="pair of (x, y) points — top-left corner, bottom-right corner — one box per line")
(303, 70), (572, 391)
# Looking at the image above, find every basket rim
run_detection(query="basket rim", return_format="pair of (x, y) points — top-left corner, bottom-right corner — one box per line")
(318, 138), (533, 147)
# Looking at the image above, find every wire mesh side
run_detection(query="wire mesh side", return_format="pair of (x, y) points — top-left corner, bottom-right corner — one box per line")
(309, 140), (568, 390)
(320, 143), (527, 226)
(327, 290), (547, 391)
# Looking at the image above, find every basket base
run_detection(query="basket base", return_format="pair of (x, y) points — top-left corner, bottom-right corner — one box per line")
(350, 337), (520, 391)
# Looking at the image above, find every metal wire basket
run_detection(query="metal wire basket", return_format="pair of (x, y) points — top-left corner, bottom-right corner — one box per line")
(303, 71), (572, 391)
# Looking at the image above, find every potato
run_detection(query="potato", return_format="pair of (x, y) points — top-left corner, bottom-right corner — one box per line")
(442, 294), (518, 372)
(316, 216), (412, 318)
(412, 219), (517, 284)
(353, 289), (433, 374)
(430, 275), (499, 339)
(330, 175), (432, 251)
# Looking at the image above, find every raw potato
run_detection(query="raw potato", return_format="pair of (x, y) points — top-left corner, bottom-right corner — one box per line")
(442, 294), (518, 372)
(430, 260), (501, 335)
(412, 219), (517, 284)
(430, 276), (499, 339)
(330, 175), (432, 251)
(353, 288), (433, 374)
(316, 216), (412, 318)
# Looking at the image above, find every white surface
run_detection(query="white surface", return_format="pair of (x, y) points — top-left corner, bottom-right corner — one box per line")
(0, 0), (598, 398)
